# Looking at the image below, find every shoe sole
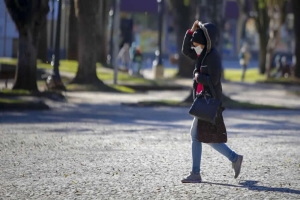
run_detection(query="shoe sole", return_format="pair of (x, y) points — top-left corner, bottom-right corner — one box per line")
(181, 180), (202, 183)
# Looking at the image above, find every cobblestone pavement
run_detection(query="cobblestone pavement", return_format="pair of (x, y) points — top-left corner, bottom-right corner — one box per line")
(1, 95), (300, 199)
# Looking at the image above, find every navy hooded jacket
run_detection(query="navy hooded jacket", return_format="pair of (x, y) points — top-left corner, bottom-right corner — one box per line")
(181, 23), (222, 100)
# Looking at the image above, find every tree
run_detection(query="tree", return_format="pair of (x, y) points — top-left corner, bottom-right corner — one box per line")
(96, 0), (111, 64)
(167, 0), (197, 78)
(4, 0), (49, 91)
(236, 0), (250, 53)
(72, 0), (107, 85)
(265, 0), (288, 77)
(37, 21), (48, 63)
(251, 0), (270, 74)
(67, 0), (78, 60)
(292, 0), (300, 78)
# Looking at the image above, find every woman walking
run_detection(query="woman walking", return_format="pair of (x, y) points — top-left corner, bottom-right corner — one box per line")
(181, 21), (243, 183)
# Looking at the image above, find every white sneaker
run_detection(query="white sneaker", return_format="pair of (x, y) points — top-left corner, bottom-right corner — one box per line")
(232, 155), (243, 179)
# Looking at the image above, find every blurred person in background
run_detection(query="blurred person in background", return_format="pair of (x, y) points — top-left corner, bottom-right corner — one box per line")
(130, 46), (143, 76)
(117, 43), (131, 72)
(239, 42), (251, 82)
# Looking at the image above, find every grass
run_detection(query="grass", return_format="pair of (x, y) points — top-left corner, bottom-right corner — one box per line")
(224, 68), (300, 86)
(66, 84), (135, 93)
(0, 98), (26, 104)
(224, 68), (266, 82)
(0, 57), (153, 83)
(259, 77), (300, 85)
(2, 57), (297, 85)
(0, 89), (31, 95)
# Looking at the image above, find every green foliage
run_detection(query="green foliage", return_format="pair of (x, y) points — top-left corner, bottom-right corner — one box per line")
(0, 98), (25, 104)
(258, 0), (267, 9)
(0, 89), (31, 95)
(183, 0), (190, 6)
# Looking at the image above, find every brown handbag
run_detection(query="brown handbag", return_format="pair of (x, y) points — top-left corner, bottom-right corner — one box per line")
(197, 106), (227, 143)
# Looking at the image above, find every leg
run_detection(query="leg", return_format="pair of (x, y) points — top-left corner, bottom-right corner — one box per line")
(241, 64), (247, 81)
(207, 143), (238, 163)
(208, 143), (243, 178)
(181, 118), (203, 183)
(191, 118), (202, 174)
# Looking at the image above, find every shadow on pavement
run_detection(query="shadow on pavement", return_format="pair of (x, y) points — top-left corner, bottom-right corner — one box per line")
(0, 103), (192, 129)
(202, 180), (300, 195)
(1, 103), (299, 134)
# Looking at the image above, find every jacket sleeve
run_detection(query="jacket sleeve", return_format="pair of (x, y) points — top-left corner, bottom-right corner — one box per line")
(196, 52), (221, 86)
(181, 30), (197, 60)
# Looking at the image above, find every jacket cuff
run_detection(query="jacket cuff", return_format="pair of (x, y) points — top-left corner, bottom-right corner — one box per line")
(187, 29), (194, 35)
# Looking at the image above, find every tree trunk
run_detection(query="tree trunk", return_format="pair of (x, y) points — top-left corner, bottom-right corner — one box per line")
(13, 29), (38, 90)
(68, 0), (78, 60)
(96, 0), (110, 64)
(168, 0), (196, 78)
(37, 21), (48, 63)
(252, 0), (269, 74)
(72, 0), (104, 84)
(258, 34), (268, 74)
(292, 0), (300, 78)
(236, 0), (248, 52)
(4, 0), (49, 91)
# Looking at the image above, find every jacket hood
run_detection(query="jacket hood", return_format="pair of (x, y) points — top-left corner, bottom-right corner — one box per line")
(198, 22), (219, 53)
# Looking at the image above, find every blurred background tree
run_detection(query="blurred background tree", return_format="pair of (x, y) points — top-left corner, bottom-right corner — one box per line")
(96, 0), (111, 65)
(292, 0), (300, 78)
(4, 0), (49, 91)
(72, 0), (107, 85)
(250, 0), (270, 74)
(68, 0), (78, 61)
(37, 19), (48, 63)
(167, 0), (197, 78)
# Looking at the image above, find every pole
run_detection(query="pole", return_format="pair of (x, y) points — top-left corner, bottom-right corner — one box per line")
(153, 0), (164, 79)
(112, 0), (120, 84)
(157, 0), (163, 66)
(109, 2), (115, 66)
(52, 0), (62, 79)
(3, 8), (7, 56)
(50, 0), (55, 54)
(47, 0), (65, 91)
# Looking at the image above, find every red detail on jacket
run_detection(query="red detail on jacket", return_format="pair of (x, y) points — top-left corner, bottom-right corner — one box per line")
(196, 68), (203, 94)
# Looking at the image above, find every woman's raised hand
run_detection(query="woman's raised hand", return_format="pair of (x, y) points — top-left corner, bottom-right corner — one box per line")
(191, 20), (199, 32)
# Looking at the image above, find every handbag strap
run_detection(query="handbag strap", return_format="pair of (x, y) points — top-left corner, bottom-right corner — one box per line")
(206, 76), (217, 99)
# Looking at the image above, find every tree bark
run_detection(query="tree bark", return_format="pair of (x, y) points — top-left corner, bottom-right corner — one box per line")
(96, 0), (110, 64)
(292, 0), (300, 78)
(168, 0), (196, 78)
(236, 0), (248, 52)
(72, 0), (104, 84)
(37, 21), (48, 63)
(258, 33), (268, 74)
(4, 0), (49, 91)
(252, 0), (269, 74)
(68, 0), (78, 60)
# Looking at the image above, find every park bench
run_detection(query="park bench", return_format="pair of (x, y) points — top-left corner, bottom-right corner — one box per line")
(0, 64), (16, 88)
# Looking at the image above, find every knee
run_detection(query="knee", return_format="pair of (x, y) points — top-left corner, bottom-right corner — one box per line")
(190, 119), (198, 142)
(191, 131), (198, 142)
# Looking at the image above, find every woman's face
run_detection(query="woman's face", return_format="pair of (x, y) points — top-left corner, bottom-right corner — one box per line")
(192, 42), (205, 49)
